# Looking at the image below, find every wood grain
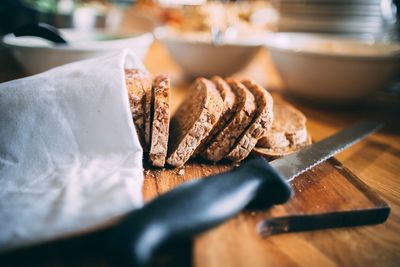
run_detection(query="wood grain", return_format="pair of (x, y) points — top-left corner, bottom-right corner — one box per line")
(143, 158), (389, 225)
(142, 157), (390, 267)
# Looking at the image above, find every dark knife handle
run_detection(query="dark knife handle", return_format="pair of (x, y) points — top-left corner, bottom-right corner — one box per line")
(108, 157), (292, 267)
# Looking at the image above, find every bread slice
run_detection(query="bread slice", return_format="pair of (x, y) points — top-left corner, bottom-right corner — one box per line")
(149, 75), (171, 167)
(253, 101), (311, 158)
(254, 135), (311, 159)
(225, 80), (274, 162)
(125, 69), (152, 148)
(193, 76), (237, 156)
(202, 78), (256, 162)
(166, 78), (223, 167)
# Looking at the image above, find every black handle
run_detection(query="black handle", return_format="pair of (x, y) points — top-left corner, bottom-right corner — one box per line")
(108, 156), (292, 267)
(13, 23), (68, 44)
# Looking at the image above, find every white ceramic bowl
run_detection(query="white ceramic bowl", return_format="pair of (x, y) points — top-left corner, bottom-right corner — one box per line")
(155, 27), (262, 78)
(2, 29), (154, 74)
(265, 33), (400, 102)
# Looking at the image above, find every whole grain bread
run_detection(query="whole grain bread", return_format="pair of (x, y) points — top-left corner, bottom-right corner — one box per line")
(257, 102), (308, 148)
(254, 101), (310, 158)
(225, 80), (274, 162)
(125, 69), (152, 148)
(193, 76), (237, 156)
(253, 135), (311, 159)
(149, 75), (171, 167)
(202, 78), (256, 162)
(166, 78), (223, 167)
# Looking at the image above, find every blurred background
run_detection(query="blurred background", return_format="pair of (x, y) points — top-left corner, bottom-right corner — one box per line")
(1, 0), (398, 38)
(0, 0), (399, 103)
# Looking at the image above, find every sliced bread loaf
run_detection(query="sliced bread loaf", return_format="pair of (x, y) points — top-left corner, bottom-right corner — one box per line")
(166, 78), (224, 167)
(149, 75), (171, 167)
(125, 69), (152, 148)
(225, 80), (274, 162)
(202, 78), (256, 162)
(193, 76), (237, 156)
(254, 101), (310, 158)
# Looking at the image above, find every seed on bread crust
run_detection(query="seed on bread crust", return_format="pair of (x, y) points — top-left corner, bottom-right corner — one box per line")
(225, 80), (274, 162)
(149, 75), (171, 167)
(202, 79), (256, 162)
(125, 69), (152, 148)
(193, 76), (237, 156)
(167, 78), (223, 167)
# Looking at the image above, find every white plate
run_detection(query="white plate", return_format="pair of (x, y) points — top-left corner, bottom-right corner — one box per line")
(2, 29), (154, 74)
(155, 26), (262, 78)
(265, 33), (400, 102)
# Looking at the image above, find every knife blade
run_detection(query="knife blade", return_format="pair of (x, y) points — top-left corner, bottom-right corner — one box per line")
(107, 120), (383, 267)
(270, 120), (383, 181)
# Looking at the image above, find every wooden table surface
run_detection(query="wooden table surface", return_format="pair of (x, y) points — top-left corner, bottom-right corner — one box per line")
(1, 42), (399, 267)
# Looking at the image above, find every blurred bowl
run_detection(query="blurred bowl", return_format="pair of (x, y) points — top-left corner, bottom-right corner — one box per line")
(2, 29), (153, 74)
(155, 27), (262, 78)
(265, 33), (400, 102)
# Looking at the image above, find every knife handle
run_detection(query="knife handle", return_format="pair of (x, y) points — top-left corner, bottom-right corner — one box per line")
(108, 157), (292, 267)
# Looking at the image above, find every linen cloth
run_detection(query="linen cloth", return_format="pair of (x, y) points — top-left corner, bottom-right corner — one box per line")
(0, 50), (144, 252)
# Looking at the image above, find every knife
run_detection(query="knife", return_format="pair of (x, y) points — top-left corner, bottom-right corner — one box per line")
(107, 120), (383, 267)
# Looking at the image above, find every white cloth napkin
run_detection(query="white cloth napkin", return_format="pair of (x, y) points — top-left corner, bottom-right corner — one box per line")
(0, 50), (145, 252)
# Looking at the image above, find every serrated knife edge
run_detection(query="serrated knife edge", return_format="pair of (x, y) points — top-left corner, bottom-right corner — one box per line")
(269, 120), (384, 182)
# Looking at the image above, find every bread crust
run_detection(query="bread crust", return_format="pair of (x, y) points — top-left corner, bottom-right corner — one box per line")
(202, 79), (256, 162)
(193, 76), (237, 156)
(149, 75), (171, 167)
(225, 80), (274, 162)
(166, 78), (223, 167)
(125, 69), (152, 148)
(144, 76), (153, 151)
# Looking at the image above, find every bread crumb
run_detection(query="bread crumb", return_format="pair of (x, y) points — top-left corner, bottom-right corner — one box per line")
(177, 168), (185, 176)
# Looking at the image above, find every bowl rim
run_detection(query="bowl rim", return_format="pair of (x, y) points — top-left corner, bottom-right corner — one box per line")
(265, 32), (400, 60)
(153, 26), (264, 48)
(1, 30), (154, 52)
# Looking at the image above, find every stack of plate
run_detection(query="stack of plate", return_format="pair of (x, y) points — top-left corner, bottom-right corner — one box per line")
(275, 0), (398, 39)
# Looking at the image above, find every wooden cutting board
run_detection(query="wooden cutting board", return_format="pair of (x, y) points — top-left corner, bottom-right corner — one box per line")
(143, 157), (390, 236)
